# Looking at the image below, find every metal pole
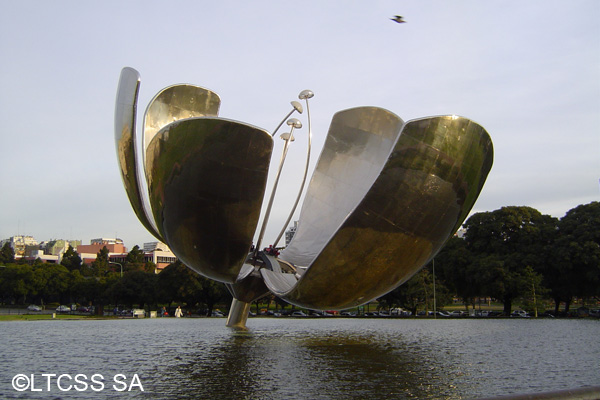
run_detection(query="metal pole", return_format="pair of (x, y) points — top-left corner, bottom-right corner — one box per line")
(254, 123), (299, 255)
(432, 259), (436, 319)
(273, 92), (313, 248)
(109, 261), (123, 278)
(226, 299), (252, 329)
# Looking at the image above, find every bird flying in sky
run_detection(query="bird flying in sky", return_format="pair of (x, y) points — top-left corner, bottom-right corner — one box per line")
(390, 15), (406, 23)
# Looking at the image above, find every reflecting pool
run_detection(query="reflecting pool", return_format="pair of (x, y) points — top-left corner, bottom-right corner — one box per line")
(0, 318), (598, 399)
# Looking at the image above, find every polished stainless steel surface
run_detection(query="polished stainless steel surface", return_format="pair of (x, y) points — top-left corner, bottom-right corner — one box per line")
(299, 89), (314, 99)
(115, 67), (494, 328)
(114, 67), (163, 241)
(273, 90), (315, 248)
(143, 83), (221, 179)
(271, 101), (303, 137)
(275, 114), (493, 310)
(225, 299), (252, 329)
(145, 117), (272, 283)
(280, 107), (405, 267)
(254, 119), (301, 254)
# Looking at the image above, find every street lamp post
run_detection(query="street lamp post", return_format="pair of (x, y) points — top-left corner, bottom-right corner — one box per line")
(109, 261), (123, 278)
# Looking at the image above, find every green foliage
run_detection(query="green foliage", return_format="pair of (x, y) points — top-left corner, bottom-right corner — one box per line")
(33, 264), (71, 304)
(434, 236), (479, 306)
(461, 206), (558, 314)
(91, 246), (110, 276)
(61, 245), (82, 272)
(379, 263), (451, 315)
(0, 242), (15, 264)
(0, 264), (34, 303)
(548, 201), (600, 308)
(124, 245), (146, 273)
(388, 202), (599, 315)
(105, 270), (159, 309)
(157, 261), (231, 314)
(2, 201), (597, 315)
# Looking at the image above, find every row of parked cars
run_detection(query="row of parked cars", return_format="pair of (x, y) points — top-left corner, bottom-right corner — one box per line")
(26, 305), (95, 313)
(254, 309), (536, 318)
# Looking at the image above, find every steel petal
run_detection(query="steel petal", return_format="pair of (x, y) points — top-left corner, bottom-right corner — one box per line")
(145, 117), (273, 283)
(275, 115), (493, 309)
(114, 67), (163, 241)
(143, 84), (221, 181)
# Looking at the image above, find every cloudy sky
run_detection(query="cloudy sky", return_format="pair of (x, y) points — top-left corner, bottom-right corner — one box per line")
(1, 1), (598, 249)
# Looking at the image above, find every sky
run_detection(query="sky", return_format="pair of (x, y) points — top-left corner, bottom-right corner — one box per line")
(1, 1), (598, 249)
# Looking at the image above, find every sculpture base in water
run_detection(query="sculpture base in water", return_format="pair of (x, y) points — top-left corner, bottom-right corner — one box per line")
(225, 299), (252, 329)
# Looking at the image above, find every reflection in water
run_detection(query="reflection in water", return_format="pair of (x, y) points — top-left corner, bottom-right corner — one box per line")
(161, 320), (475, 400)
(0, 318), (598, 399)
(171, 325), (456, 399)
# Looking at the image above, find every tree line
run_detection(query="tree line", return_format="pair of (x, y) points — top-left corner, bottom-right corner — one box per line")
(0, 244), (231, 315)
(1, 202), (598, 316)
(380, 202), (600, 316)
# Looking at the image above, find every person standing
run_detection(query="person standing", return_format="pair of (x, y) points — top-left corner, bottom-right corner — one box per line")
(175, 306), (183, 318)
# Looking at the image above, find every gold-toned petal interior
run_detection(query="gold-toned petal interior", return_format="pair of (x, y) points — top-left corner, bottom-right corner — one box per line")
(273, 115), (493, 310)
(145, 117), (273, 283)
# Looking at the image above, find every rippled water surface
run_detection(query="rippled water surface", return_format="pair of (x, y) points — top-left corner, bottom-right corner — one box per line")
(0, 318), (598, 399)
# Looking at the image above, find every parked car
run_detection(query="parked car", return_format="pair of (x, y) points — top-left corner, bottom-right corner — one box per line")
(56, 305), (70, 313)
(291, 311), (307, 317)
(27, 305), (42, 312)
(511, 310), (529, 318)
(541, 311), (556, 318)
(449, 310), (465, 317)
(212, 311), (225, 317)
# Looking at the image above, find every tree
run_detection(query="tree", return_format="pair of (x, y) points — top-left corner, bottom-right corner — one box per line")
(0, 264), (35, 304)
(158, 261), (231, 315)
(34, 264), (70, 304)
(61, 245), (82, 272)
(520, 265), (547, 317)
(91, 246), (110, 276)
(125, 245), (146, 272)
(0, 242), (15, 264)
(71, 276), (110, 312)
(463, 206), (557, 314)
(434, 236), (480, 310)
(158, 261), (203, 309)
(106, 270), (159, 309)
(198, 276), (231, 316)
(379, 263), (451, 315)
(550, 202), (600, 309)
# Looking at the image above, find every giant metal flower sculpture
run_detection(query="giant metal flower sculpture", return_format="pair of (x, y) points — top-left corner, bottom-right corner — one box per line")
(114, 67), (493, 328)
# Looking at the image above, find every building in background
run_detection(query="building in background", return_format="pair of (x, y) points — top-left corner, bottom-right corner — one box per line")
(45, 239), (82, 258)
(1, 235), (177, 272)
(285, 221), (298, 247)
(0, 235), (38, 257)
(77, 238), (127, 265)
(143, 241), (177, 272)
(22, 239), (82, 264)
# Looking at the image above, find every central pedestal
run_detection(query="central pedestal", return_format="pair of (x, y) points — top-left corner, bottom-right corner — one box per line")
(225, 299), (252, 329)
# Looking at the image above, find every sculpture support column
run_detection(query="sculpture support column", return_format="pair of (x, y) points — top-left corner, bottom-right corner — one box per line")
(225, 298), (251, 329)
